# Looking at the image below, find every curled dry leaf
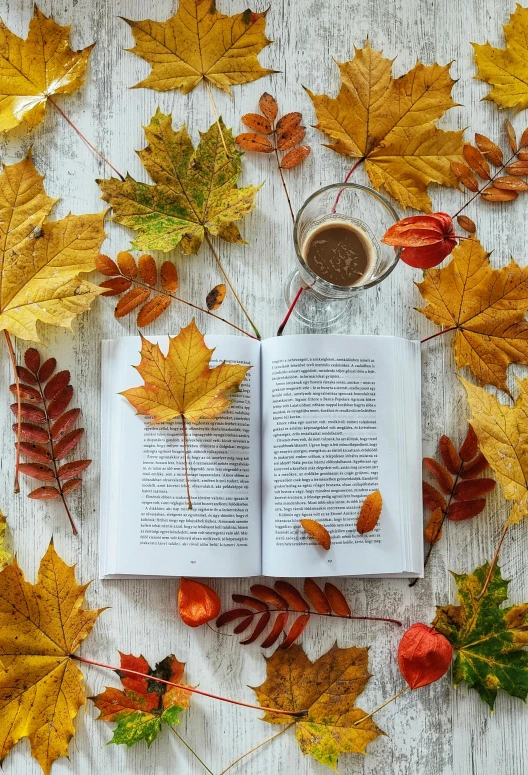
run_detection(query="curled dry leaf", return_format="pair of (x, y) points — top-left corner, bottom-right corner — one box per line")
(236, 132), (274, 152)
(505, 120), (517, 152)
(280, 145), (311, 169)
(520, 128), (528, 149)
(136, 295), (172, 327)
(241, 113), (273, 134)
(115, 288), (151, 318)
(178, 578), (220, 627)
(398, 623), (452, 689)
(422, 481), (447, 511)
(259, 92), (278, 122)
(456, 215), (476, 233)
(206, 284), (226, 311)
(493, 176), (528, 191)
(459, 424), (478, 461)
(439, 435), (461, 474)
(300, 518), (331, 550)
(505, 161), (528, 176)
(425, 507), (443, 544)
(138, 254), (157, 285)
(481, 187), (518, 202)
(161, 261), (178, 293)
(474, 133), (503, 166)
(460, 452), (489, 479)
(451, 161), (479, 192)
(463, 144), (490, 179)
(357, 490), (383, 534)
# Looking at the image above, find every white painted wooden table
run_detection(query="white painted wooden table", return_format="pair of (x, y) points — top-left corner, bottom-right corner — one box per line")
(1, 1), (527, 773)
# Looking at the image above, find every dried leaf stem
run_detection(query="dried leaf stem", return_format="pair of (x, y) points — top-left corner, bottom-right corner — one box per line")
(205, 234), (261, 339)
(205, 80), (230, 159)
(4, 331), (21, 493)
(218, 723), (295, 775)
(168, 726), (215, 775)
(352, 686), (409, 726)
(476, 521), (511, 601)
(274, 147), (295, 223)
(48, 97), (125, 182)
(420, 326), (456, 345)
(73, 654), (307, 717)
(34, 371), (78, 535)
(181, 415), (192, 510)
(221, 607), (402, 627)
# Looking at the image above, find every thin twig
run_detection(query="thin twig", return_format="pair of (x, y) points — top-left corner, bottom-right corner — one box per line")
(48, 97), (125, 181)
(420, 326), (456, 345)
(73, 654), (307, 717)
(181, 415), (192, 510)
(168, 726), (215, 775)
(205, 234), (261, 339)
(218, 723), (295, 775)
(5, 331), (21, 493)
(274, 147), (295, 223)
(352, 686), (409, 726)
(476, 521), (510, 600)
(205, 81), (230, 158)
(35, 375), (78, 535)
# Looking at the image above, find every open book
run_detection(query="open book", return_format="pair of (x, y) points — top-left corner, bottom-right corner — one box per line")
(100, 334), (423, 579)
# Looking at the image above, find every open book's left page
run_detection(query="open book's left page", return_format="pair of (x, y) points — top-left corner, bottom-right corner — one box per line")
(99, 335), (262, 578)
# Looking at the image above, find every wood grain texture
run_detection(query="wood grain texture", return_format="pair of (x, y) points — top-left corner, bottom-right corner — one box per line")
(0, 1), (527, 774)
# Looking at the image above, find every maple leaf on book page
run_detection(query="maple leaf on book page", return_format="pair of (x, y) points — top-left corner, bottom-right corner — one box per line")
(0, 5), (94, 132)
(306, 42), (464, 211)
(123, 0), (275, 95)
(98, 109), (262, 254)
(435, 562), (528, 709)
(0, 154), (105, 342)
(473, 4), (528, 112)
(417, 237), (528, 391)
(0, 542), (104, 774)
(252, 643), (384, 770)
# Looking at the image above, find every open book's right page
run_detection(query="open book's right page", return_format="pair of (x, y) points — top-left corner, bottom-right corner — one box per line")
(261, 335), (422, 578)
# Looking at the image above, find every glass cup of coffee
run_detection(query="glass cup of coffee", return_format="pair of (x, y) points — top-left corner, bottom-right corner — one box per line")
(285, 183), (401, 328)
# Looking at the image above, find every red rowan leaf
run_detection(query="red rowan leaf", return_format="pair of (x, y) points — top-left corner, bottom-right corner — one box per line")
(117, 250), (137, 278)
(274, 581), (309, 612)
(277, 125), (306, 151)
(324, 583), (351, 617)
(47, 386), (73, 420)
(11, 402), (46, 423)
(280, 145), (311, 169)
(276, 112), (302, 135)
(493, 175), (528, 191)
(451, 161), (479, 192)
(460, 452), (489, 479)
(398, 623), (452, 689)
(62, 479), (82, 495)
(241, 113), (273, 134)
(231, 594), (268, 611)
(9, 383), (41, 402)
(216, 609), (254, 627)
(474, 134), (503, 166)
(505, 120), (517, 153)
(15, 423), (49, 443)
(422, 481), (447, 511)
(260, 612), (289, 648)
(505, 161), (528, 175)
(138, 254), (157, 286)
(53, 429), (84, 461)
(423, 457), (454, 493)
(57, 460), (91, 481)
(16, 365), (37, 385)
(235, 132), (274, 152)
(280, 614), (311, 650)
(357, 490), (383, 534)
(28, 486), (61, 500)
(240, 611), (271, 645)
(304, 578), (331, 614)
(459, 424), (479, 461)
(447, 498), (486, 521)
(38, 358), (56, 382)
(206, 284), (226, 311)
(259, 93), (278, 122)
(481, 186), (518, 202)
(136, 295), (171, 327)
(51, 408), (81, 440)
(96, 253), (120, 276)
(24, 348), (40, 374)
(100, 277), (132, 296)
(439, 435), (461, 474)
(424, 507), (444, 544)
(160, 261), (178, 293)
(19, 442), (52, 463)
(250, 584), (288, 610)
(456, 215), (476, 234)
(300, 518), (331, 549)
(115, 288), (151, 318)
(520, 128), (528, 149)
(454, 478), (496, 500)
(233, 615), (254, 634)
(463, 144), (490, 179)
(44, 370), (70, 401)
(19, 463), (55, 481)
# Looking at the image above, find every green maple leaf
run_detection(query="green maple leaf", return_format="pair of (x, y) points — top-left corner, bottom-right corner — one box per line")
(90, 652), (192, 747)
(98, 108), (263, 254)
(434, 563), (528, 710)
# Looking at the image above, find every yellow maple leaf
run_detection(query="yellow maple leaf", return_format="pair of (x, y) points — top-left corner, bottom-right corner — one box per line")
(0, 511), (11, 570)
(122, 319), (250, 507)
(0, 541), (104, 774)
(0, 5), (94, 132)
(473, 4), (528, 112)
(462, 377), (528, 525)
(0, 153), (105, 342)
(306, 42), (464, 211)
(123, 0), (275, 95)
(252, 643), (383, 770)
(417, 237), (528, 391)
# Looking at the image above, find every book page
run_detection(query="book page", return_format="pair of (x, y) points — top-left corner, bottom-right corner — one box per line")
(261, 335), (421, 577)
(100, 335), (262, 578)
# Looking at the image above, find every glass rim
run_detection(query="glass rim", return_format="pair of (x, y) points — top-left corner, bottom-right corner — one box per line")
(293, 182), (401, 292)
